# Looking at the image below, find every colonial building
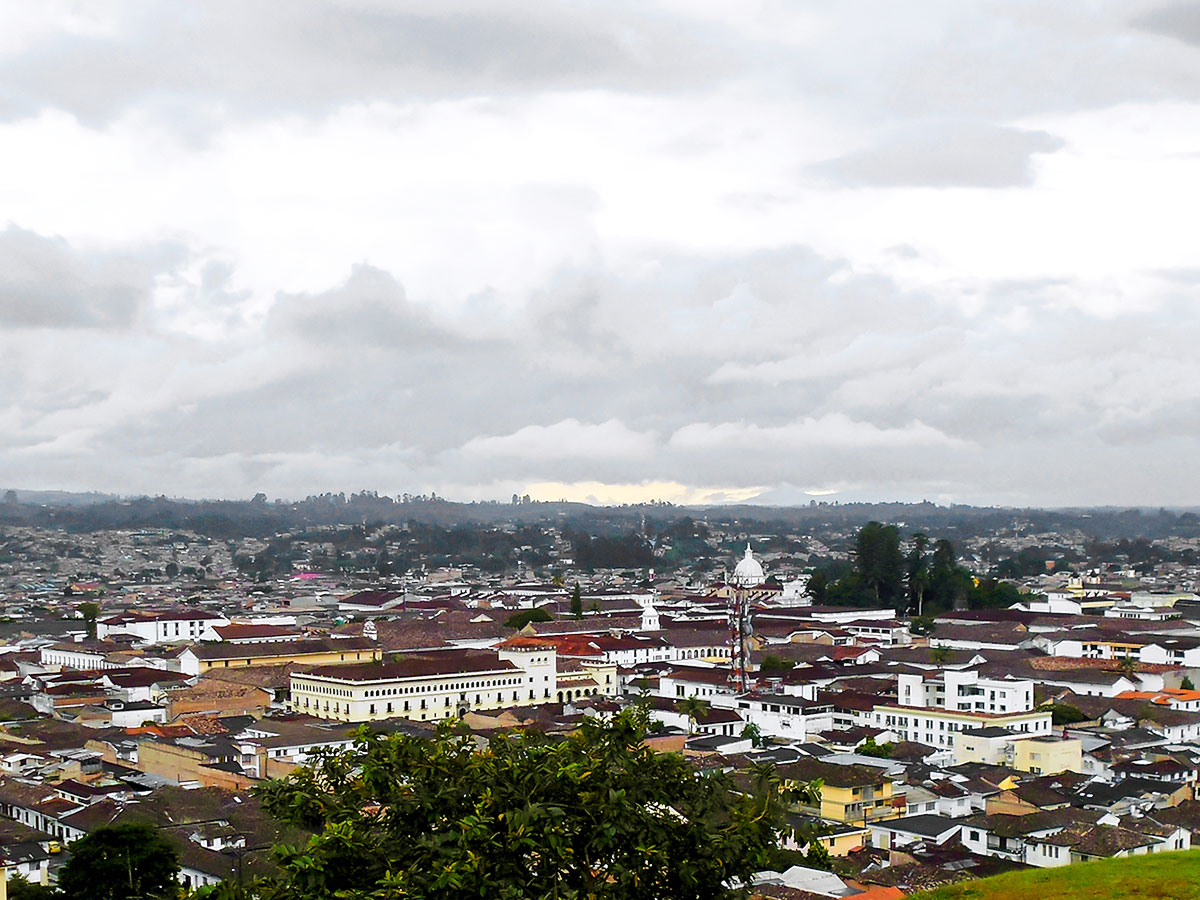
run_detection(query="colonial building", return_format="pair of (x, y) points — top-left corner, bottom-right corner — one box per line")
(290, 644), (565, 723)
(177, 637), (379, 677)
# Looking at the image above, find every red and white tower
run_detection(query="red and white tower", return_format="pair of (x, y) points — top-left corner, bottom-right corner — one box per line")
(728, 543), (762, 692)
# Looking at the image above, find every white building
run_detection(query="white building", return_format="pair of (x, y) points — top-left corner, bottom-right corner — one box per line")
(897, 670), (1033, 715)
(290, 642), (563, 724)
(871, 671), (1051, 750)
(98, 610), (229, 645)
(1140, 637), (1200, 667)
(730, 694), (835, 742)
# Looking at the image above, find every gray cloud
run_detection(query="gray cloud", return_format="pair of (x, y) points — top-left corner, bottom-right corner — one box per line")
(0, 1), (732, 127)
(5, 234), (1200, 505)
(269, 264), (447, 349)
(810, 122), (1064, 188)
(0, 226), (175, 329)
(5, 3), (1200, 506)
(1132, 2), (1200, 47)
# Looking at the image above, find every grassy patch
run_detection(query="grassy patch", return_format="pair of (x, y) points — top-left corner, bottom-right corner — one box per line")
(911, 850), (1200, 900)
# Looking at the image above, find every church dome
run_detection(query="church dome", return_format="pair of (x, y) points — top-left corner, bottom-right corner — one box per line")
(730, 544), (764, 587)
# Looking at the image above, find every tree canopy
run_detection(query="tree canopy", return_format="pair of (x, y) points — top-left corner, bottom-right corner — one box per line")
(57, 823), (180, 900)
(503, 607), (553, 629)
(807, 524), (1037, 615)
(252, 712), (783, 900)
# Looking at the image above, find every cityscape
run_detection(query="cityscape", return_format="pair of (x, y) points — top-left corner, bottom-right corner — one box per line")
(1, 496), (1200, 896)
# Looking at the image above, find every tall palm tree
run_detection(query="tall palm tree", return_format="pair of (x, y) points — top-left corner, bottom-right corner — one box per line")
(747, 759), (782, 823)
(748, 759), (780, 800)
(1119, 655), (1138, 679)
(675, 696), (710, 734)
(910, 565), (931, 617)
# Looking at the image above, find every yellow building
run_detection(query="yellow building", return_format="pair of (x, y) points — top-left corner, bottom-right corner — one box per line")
(955, 726), (1082, 774)
(178, 637), (380, 676)
(777, 758), (901, 825)
(782, 818), (867, 857)
(816, 826), (870, 856)
(1012, 735), (1083, 775)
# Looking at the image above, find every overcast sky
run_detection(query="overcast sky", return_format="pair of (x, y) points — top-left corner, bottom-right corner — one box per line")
(4, 1), (1200, 507)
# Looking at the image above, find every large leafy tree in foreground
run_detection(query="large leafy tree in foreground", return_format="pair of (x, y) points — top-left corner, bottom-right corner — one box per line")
(57, 823), (180, 900)
(253, 711), (781, 900)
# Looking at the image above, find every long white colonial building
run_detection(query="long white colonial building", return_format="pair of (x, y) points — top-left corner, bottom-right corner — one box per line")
(289, 639), (614, 724)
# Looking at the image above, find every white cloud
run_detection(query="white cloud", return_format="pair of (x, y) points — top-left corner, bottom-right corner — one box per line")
(457, 419), (656, 463)
(669, 414), (967, 452)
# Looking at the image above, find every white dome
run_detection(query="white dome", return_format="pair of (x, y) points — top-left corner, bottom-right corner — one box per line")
(730, 544), (764, 587)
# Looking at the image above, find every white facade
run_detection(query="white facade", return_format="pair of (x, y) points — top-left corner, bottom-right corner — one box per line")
(897, 671), (1034, 715)
(1140, 641), (1200, 667)
(779, 577), (811, 606)
(290, 647), (559, 723)
(98, 612), (229, 645)
(729, 695), (834, 741)
(40, 645), (120, 671)
(659, 669), (740, 702)
(873, 702), (1052, 751)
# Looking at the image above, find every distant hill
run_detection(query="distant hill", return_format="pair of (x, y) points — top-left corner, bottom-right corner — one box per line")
(1, 489), (117, 507)
(911, 849), (1200, 900)
(3, 488), (1200, 541)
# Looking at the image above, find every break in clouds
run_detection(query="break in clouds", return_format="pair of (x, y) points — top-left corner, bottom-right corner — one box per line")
(4, 1), (1200, 507)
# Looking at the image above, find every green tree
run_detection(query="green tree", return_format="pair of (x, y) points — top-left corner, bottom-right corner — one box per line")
(909, 615), (936, 637)
(804, 839), (832, 871)
(570, 583), (583, 620)
(374, 545), (391, 577)
(854, 522), (904, 609)
(77, 601), (100, 640)
(740, 723), (764, 748)
(929, 646), (950, 664)
(921, 538), (975, 613)
(5, 875), (61, 899)
(503, 608), (553, 629)
(1183, 675), (1196, 691)
(675, 696), (710, 734)
(758, 654), (795, 675)
(857, 738), (893, 758)
(906, 532), (930, 616)
(254, 713), (781, 900)
(804, 570), (828, 603)
(1050, 703), (1089, 726)
(748, 759), (781, 803)
(58, 824), (180, 900)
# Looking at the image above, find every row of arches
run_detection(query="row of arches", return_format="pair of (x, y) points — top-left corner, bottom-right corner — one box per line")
(558, 688), (599, 703)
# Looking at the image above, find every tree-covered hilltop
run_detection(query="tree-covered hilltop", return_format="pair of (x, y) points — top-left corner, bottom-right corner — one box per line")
(5, 489), (1200, 544)
(804, 521), (1039, 614)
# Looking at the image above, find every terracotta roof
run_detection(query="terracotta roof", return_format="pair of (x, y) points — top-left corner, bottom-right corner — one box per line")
(965, 808), (1101, 837)
(776, 757), (891, 789)
(183, 637), (375, 660)
(299, 649), (517, 681)
(212, 624), (301, 640)
(339, 589), (403, 607)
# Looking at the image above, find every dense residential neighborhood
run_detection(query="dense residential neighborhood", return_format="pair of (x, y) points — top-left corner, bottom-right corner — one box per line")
(3, 503), (1200, 895)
